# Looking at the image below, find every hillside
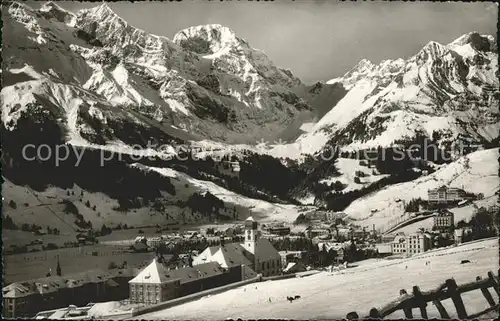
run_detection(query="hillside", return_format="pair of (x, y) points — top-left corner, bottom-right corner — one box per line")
(343, 148), (499, 230)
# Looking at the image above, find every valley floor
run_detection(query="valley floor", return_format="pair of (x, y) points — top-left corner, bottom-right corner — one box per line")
(140, 239), (499, 320)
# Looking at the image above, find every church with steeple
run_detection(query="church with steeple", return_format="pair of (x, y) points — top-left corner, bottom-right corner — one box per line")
(193, 216), (282, 277)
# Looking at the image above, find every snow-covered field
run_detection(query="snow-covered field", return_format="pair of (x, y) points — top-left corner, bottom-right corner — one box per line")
(140, 239), (498, 320)
(344, 148), (499, 231)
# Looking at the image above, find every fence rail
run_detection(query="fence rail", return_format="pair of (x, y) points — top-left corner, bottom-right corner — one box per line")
(347, 269), (499, 319)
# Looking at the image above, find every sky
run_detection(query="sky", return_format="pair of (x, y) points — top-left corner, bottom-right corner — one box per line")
(32, 0), (498, 84)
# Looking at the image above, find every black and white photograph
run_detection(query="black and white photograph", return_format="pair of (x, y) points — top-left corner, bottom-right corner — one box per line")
(1, 0), (499, 319)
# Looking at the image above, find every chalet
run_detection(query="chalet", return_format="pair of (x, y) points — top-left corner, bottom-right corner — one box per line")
(317, 242), (348, 252)
(266, 226), (291, 236)
(454, 229), (464, 245)
(306, 227), (331, 239)
(193, 217), (282, 278)
(224, 226), (242, 237)
(305, 211), (327, 221)
(433, 210), (454, 231)
(428, 186), (466, 204)
(34, 301), (133, 320)
(331, 225), (351, 240)
(33, 229), (47, 236)
(215, 161), (240, 178)
(283, 261), (307, 274)
(131, 242), (149, 253)
(305, 211), (345, 222)
(290, 225), (308, 236)
(381, 234), (396, 243)
(278, 251), (306, 266)
(375, 243), (393, 256)
(147, 237), (163, 248)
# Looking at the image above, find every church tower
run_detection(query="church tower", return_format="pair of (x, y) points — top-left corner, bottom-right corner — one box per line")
(243, 216), (258, 254)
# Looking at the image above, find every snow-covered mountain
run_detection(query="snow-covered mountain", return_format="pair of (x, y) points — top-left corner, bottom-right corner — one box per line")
(2, 1), (498, 231)
(2, 1), (313, 146)
(299, 32), (499, 153)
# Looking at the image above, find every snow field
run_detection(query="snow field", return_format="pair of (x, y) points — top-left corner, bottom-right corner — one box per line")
(141, 239), (498, 320)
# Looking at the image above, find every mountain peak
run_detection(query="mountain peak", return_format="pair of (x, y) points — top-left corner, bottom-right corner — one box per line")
(415, 40), (447, 60)
(449, 32), (495, 52)
(40, 1), (65, 11)
(173, 24), (239, 55)
(39, 1), (76, 25)
(79, 2), (121, 22)
(348, 59), (375, 75)
(94, 2), (114, 13)
(421, 40), (445, 50)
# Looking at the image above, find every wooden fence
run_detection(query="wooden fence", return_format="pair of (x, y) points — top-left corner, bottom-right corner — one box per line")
(346, 269), (499, 319)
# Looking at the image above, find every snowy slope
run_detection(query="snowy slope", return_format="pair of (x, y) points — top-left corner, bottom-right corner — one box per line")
(2, 1), (312, 145)
(297, 32), (499, 153)
(131, 164), (312, 223)
(344, 148), (499, 230)
(140, 239), (498, 320)
(320, 158), (390, 192)
(1, 178), (170, 233)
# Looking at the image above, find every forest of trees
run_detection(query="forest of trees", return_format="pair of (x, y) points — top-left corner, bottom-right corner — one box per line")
(405, 198), (422, 212)
(458, 206), (499, 242)
(186, 191), (225, 219)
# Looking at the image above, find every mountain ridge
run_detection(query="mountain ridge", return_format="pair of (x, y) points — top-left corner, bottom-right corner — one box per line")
(2, 1), (498, 233)
(3, 1), (319, 145)
(295, 31), (499, 154)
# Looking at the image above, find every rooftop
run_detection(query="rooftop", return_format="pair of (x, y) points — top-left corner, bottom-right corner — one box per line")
(129, 259), (226, 285)
(3, 269), (118, 298)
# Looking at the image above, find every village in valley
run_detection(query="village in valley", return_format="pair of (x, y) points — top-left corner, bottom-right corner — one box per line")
(3, 183), (498, 319)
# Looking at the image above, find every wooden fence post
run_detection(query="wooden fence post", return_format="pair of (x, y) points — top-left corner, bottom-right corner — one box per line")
(346, 311), (359, 320)
(368, 307), (381, 319)
(476, 276), (496, 307)
(400, 289), (413, 319)
(432, 299), (450, 319)
(412, 286), (428, 319)
(445, 279), (467, 319)
(487, 270), (499, 296)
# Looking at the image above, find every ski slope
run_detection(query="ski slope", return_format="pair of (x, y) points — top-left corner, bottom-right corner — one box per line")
(140, 239), (498, 320)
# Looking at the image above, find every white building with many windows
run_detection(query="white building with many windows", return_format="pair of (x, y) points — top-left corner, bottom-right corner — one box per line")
(390, 235), (407, 255)
(405, 232), (432, 255)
